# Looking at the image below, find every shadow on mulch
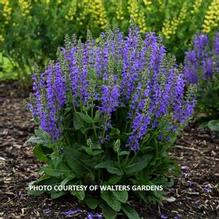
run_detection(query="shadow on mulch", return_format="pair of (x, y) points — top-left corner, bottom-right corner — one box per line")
(0, 81), (218, 219)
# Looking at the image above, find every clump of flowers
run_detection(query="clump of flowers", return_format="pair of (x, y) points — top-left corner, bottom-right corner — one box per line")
(28, 27), (196, 219)
(202, 0), (219, 33)
(184, 33), (219, 118)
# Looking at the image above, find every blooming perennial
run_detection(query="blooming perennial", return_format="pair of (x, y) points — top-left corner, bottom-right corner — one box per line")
(184, 33), (219, 83)
(31, 27), (195, 151)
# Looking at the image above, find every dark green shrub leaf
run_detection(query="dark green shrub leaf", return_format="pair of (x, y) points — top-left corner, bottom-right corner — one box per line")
(95, 160), (123, 176)
(118, 151), (130, 156)
(41, 165), (62, 177)
(60, 175), (75, 187)
(51, 191), (66, 199)
(107, 176), (122, 184)
(33, 144), (48, 162)
(85, 196), (100, 209)
(64, 147), (91, 176)
(73, 113), (84, 130)
(125, 155), (152, 175)
(71, 190), (85, 201)
(82, 146), (104, 156)
(101, 191), (121, 212)
(207, 120), (219, 132)
(26, 136), (44, 145)
(112, 191), (128, 203)
(94, 110), (101, 122)
(113, 139), (120, 153)
(121, 204), (140, 219)
(100, 204), (117, 219)
(76, 112), (94, 123)
(41, 160), (72, 178)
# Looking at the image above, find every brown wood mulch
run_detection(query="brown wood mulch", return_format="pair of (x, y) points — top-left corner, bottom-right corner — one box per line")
(0, 81), (218, 219)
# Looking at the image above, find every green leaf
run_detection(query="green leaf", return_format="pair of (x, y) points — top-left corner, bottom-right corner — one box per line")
(94, 110), (101, 122)
(35, 128), (51, 139)
(33, 144), (48, 162)
(113, 139), (120, 153)
(112, 191), (128, 203)
(60, 175), (75, 187)
(100, 204), (117, 219)
(76, 112), (94, 123)
(95, 161), (123, 176)
(107, 176), (122, 184)
(26, 136), (44, 145)
(82, 146), (104, 156)
(118, 151), (130, 156)
(41, 165), (62, 177)
(207, 120), (219, 132)
(41, 161), (72, 178)
(64, 147), (91, 176)
(110, 128), (120, 137)
(122, 204), (140, 219)
(33, 129), (52, 146)
(51, 191), (66, 199)
(85, 196), (100, 209)
(71, 190), (85, 201)
(125, 155), (152, 175)
(101, 191), (121, 212)
(73, 113), (84, 130)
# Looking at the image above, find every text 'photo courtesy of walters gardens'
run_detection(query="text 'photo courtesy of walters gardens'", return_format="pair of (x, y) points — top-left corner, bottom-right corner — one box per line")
(28, 184), (164, 192)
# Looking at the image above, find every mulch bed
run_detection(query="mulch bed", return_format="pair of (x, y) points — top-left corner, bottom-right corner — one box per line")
(0, 81), (218, 219)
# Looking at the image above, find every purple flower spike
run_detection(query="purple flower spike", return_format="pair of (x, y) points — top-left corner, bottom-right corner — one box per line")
(99, 84), (120, 116)
(29, 27), (196, 150)
(184, 32), (219, 84)
(194, 34), (208, 59)
(202, 58), (213, 79)
(214, 33), (219, 55)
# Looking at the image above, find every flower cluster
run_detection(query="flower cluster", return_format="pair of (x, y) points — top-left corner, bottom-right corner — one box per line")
(184, 33), (219, 84)
(128, 0), (147, 33)
(89, 0), (108, 29)
(202, 0), (219, 33)
(2, 0), (12, 25)
(18, 0), (31, 17)
(162, 2), (188, 40)
(31, 27), (195, 151)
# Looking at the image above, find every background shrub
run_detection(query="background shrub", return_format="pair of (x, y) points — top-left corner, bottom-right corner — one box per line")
(28, 28), (196, 219)
(0, 0), (218, 83)
(184, 32), (219, 121)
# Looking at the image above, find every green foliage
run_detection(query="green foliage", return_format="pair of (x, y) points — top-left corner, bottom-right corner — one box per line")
(0, 0), (216, 83)
(197, 75), (219, 120)
(207, 120), (219, 133)
(27, 106), (180, 218)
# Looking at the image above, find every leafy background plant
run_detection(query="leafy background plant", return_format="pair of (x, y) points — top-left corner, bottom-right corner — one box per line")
(0, 0), (218, 84)
(183, 32), (219, 132)
(184, 33), (219, 114)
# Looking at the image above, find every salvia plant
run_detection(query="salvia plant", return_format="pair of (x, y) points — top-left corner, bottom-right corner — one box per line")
(28, 27), (196, 219)
(184, 32), (219, 122)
